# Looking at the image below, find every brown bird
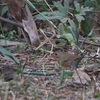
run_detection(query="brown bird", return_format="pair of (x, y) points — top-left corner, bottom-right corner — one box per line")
(52, 50), (84, 84)
(52, 51), (83, 69)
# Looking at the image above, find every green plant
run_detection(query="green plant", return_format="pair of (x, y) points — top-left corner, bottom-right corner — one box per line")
(0, 46), (20, 64)
(35, 0), (93, 45)
(7, 30), (16, 40)
(24, 0), (57, 29)
(1, 6), (8, 16)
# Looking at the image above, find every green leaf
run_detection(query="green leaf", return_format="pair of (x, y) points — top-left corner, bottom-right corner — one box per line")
(60, 17), (68, 23)
(80, 7), (93, 15)
(53, 1), (68, 15)
(24, 0), (57, 29)
(88, 27), (94, 37)
(35, 11), (64, 20)
(75, 14), (85, 22)
(81, 19), (91, 34)
(60, 18), (76, 31)
(57, 23), (75, 45)
(63, 0), (69, 14)
(0, 46), (20, 64)
(68, 18), (76, 31)
(59, 69), (65, 85)
(58, 23), (66, 35)
(74, 1), (80, 12)
(64, 71), (74, 76)
(1, 6), (8, 16)
(35, 1), (69, 21)
(63, 33), (75, 45)
(53, 1), (64, 12)
(96, 92), (100, 98)
(68, 26), (78, 45)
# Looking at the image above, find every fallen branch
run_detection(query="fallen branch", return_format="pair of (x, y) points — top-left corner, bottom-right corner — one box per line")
(0, 16), (23, 28)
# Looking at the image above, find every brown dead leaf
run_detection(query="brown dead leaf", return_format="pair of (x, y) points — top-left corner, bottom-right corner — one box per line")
(7, 91), (15, 100)
(72, 69), (91, 84)
(19, 76), (26, 85)
(7, 0), (40, 46)
(22, 4), (40, 46)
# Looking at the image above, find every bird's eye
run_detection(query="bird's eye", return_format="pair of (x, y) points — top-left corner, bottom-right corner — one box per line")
(55, 53), (58, 56)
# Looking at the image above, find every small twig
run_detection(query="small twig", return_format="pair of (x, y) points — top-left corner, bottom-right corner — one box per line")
(71, 56), (84, 85)
(0, 3), (7, 6)
(36, 29), (56, 50)
(79, 40), (100, 47)
(40, 29), (55, 53)
(43, 0), (53, 12)
(40, 53), (48, 62)
(9, 91), (15, 100)
(38, 29), (55, 64)
(0, 17), (23, 28)
(59, 37), (100, 47)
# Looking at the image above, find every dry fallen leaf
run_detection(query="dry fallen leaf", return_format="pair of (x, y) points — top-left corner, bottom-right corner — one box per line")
(72, 68), (91, 84)
(8, 0), (40, 46)
(22, 4), (40, 46)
